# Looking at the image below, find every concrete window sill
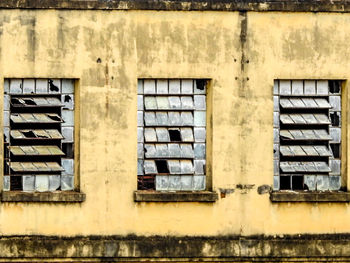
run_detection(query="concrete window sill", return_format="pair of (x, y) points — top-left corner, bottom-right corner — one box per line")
(1, 191), (86, 202)
(270, 191), (350, 202)
(134, 190), (218, 202)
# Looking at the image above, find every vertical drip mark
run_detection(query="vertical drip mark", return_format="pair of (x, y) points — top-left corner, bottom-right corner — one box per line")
(239, 11), (247, 98)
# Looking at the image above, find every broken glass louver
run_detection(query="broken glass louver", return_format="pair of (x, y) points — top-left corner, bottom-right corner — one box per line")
(3, 79), (75, 192)
(137, 79), (207, 191)
(273, 80), (342, 191)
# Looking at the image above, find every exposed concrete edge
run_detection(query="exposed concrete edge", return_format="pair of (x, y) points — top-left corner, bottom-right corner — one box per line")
(1, 191), (86, 202)
(1, 0), (350, 12)
(1, 235), (350, 259)
(134, 190), (218, 202)
(270, 191), (350, 202)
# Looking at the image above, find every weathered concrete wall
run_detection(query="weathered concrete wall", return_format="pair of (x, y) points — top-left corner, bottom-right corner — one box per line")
(1, 7), (350, 260)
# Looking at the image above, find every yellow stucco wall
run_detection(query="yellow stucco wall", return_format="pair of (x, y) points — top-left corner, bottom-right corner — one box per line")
(0, 9), (350, 236)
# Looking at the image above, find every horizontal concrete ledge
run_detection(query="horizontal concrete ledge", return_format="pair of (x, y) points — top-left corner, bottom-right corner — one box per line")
(2, 234), (350, 260)
(134, 190), (218, 202)
(270, 191), (350, 202)
(0, 0), (350, 12)
(1, 191), (86, 202)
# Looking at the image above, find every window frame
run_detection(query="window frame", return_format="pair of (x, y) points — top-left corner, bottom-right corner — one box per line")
(134, 78), (217, 202)
(1, 78), (84, 202)
(271, 79), (349, 202)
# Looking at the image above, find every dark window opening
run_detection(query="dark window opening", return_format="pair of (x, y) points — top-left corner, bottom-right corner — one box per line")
(48, 79), (59, 92)
(62, 143), (74, 159)
(23, 99), (36, 106)
(64, 95), (72, 103)
(138, 175), (155, 190)
(22, 131), (36, 138)
(280, 176), (291, 190)
(292, 176), (303, 190)
(155, 160), (169, 174)
(196, 80), (206, 90)
(47, 114), (61, 122)
(330, 112), (340, 126)
(330, 144), (340, 158)
(4, 162), (9, 175)
(36, 133), (49, 139)
(169, 129), (181, 142)
(329, 80), (341, 94)
(10, 176), (22, 191)
(11, 98), (22, 105)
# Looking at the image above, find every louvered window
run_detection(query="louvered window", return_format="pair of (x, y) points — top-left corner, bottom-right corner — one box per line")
(3, 79), (75, 192)
(273, 80), (342, 191)
(137, 79), (207, 191)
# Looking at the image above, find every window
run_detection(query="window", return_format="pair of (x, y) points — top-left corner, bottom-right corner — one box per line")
(273, 80), (342, 191)
(137, 79), (207, 191)
(3, 79), (75, 192)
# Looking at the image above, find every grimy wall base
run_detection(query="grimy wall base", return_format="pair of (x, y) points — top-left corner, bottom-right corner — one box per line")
(0, 235), (349, 262)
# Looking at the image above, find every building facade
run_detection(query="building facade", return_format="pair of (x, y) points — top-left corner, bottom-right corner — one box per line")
(0, 0), (349, 261)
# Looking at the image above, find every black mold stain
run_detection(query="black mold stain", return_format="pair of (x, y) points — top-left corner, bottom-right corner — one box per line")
(257, 185), (272, 195)
(236, 184), (254, 190)
(238, 11), (247, 98)
(239, 11), (247, 73)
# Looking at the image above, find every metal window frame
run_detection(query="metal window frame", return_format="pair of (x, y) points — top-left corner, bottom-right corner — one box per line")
(2, 78), (79, 193)
(137, 78), (212, 192)
(273, 79), (346, 192)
